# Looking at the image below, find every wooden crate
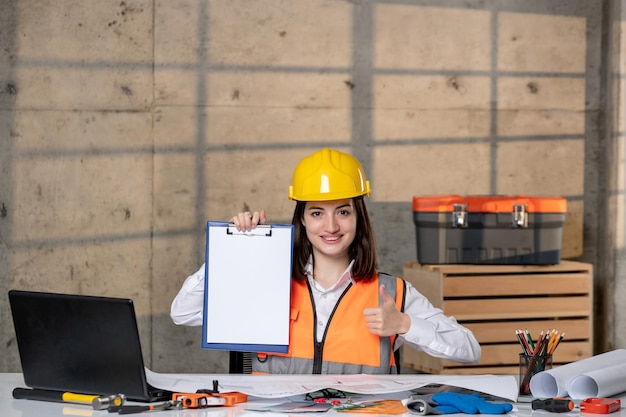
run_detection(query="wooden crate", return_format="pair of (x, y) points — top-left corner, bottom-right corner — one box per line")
(402, 261), (594, 374)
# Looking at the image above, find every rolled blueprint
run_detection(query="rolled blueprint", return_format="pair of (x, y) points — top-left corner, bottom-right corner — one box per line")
(529, 349), (626, 398)
(567, 361), (626, 399)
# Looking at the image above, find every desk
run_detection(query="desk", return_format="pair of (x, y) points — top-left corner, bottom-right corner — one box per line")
(1, 373), (625, 417)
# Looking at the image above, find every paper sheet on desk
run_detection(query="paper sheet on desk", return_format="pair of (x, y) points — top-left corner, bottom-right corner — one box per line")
(530, 349), (626, 399)
(145, 369), (518, 401)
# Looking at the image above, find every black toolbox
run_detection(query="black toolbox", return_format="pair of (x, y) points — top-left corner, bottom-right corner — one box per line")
(412, 195), (567, 265)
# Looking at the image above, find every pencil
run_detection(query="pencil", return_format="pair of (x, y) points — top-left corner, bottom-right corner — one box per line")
(547, 329), (558, 354)
(525, 329), (535, 352)
(549, 332), (565, 355)
(516, 330), (531, 355)
(532, 330), (544, 355)
(540, 329), (553, 355)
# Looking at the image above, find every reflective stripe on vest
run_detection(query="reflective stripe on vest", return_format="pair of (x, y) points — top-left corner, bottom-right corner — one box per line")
(253, 272), (405, 374)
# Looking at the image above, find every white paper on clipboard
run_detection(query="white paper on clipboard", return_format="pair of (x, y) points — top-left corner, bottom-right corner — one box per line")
(201, 221), (293, 353)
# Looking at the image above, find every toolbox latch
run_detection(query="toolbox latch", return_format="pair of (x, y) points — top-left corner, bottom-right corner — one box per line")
(512, 204), (528, 228)
(452, 204), (468, 228)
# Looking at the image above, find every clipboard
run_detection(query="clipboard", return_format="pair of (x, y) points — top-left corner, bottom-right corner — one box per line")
(201, 221), (294, 353)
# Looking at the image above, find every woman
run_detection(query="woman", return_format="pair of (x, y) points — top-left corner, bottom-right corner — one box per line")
(171, 148), (481, 374)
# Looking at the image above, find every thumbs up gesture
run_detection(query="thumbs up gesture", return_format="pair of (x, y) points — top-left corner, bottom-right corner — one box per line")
(363, 284), (410, 336)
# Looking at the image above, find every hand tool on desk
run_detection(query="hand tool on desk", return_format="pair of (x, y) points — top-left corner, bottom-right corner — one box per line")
(193, 390), (248, 406)
(92, 394), (127, 410)
(172, 392), (230, 408)
(116, 388), (247, 414)
(195, 379), (248, 406)
(580, 398), (621, 414)
(531, 398), (574, 413)
(13, 387), (126, 410)
(117, 399), (182, 415)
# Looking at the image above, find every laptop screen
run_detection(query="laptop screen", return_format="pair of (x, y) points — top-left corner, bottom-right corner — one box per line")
(8, 290), (168, 402)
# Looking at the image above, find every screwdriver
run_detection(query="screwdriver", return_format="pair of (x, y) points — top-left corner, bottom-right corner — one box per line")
(118, 400), (181, 415)
(532, 398), (575, 413)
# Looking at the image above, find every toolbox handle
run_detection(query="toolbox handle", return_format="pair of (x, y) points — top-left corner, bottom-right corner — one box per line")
(512, 204), (528, 228)
(452, 204), (468, 228)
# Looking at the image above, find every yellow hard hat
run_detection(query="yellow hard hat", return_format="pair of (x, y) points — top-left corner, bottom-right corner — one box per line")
(288, 148), (372, 201)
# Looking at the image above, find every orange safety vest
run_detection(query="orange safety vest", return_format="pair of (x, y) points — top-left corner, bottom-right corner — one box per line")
(253, 272), (406, 374)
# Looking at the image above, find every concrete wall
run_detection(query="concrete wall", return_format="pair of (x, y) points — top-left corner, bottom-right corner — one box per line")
(0, 0), (622, 373)
(613, 1), (626, 350)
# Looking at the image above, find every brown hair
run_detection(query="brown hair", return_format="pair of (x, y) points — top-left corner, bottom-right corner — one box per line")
(291, 197), (378, 281)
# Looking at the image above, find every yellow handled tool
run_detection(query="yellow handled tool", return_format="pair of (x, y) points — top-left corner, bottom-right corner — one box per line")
(13, 387), (125, 410)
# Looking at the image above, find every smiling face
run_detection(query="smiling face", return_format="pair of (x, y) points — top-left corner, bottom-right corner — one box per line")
(302, 199), (357, 261)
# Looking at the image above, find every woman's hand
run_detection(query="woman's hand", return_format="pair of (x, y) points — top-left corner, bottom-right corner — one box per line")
(363, 284), (411, 336)
(231, 209), (267, 232)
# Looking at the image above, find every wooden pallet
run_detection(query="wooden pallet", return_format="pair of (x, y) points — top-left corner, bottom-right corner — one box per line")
(402, 261), (594, 374)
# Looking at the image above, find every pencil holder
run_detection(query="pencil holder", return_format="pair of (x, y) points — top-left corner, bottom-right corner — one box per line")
(518, 353), (552, 396)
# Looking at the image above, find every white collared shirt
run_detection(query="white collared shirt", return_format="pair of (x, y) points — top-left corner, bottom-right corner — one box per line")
(304, 258), (355, 343)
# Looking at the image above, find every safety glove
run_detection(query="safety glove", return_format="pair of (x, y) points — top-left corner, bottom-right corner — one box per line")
(406, 393), (513, 415)
(432, 393), (513, 414)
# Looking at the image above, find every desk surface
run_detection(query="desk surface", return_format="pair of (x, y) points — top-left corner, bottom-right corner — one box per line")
(1, 373), (624, 417)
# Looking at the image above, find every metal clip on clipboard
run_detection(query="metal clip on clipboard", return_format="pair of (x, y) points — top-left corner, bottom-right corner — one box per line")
(226, 224), (272, 237)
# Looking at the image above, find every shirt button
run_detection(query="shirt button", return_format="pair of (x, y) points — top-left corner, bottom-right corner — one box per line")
(322, 293), (327, 299)
(318, 320), (324, 326)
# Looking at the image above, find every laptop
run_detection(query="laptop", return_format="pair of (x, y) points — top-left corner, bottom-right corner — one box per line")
(8, 289), (172, 402)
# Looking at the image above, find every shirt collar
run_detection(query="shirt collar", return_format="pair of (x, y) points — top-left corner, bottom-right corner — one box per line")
(305, 256), (356, 290)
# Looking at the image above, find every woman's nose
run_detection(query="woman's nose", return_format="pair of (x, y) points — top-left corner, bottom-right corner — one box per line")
(325, 215), (339, 231)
